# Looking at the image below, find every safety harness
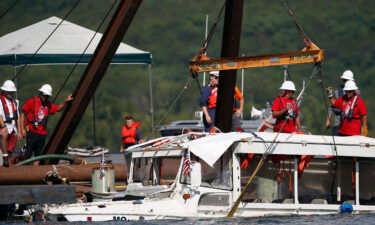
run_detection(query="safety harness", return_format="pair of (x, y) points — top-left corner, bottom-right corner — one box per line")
(28, 96), (49, 127)
(278, 95), (298, 120)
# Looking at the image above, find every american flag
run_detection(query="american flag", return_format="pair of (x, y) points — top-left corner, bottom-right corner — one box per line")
(99, 149), (105, 180)
(182, 150), (191, 175)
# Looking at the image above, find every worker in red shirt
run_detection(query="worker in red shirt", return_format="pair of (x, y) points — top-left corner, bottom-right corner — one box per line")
(327, 80), (368, 136)
(20, 84), (73, 162)
(272, 80), (302, 133)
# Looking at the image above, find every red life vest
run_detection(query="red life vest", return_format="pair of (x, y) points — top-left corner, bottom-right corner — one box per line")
(121, 122), (141, 144)
(207, 87), (218, 109)
(0, 94), (18, 123)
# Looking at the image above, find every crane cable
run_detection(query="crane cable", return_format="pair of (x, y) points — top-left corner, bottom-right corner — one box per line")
(0, 0), (21, 20)
(52, 0), (120, 103)
(12, 0), (81, 81)
(152, 77), (194, 134)
(201, 0), (227, 51)
(280, 0), (310, 41)
(317, 66), (339, 157)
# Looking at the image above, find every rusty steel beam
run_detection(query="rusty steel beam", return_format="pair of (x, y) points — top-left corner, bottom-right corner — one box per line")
(42, 0), (143, 163)
(0, 164), (126, 185)
(215, 0), (244, 132)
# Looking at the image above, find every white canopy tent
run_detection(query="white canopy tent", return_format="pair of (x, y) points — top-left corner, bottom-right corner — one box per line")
(0, 16), (155, 139)
(0, 16), (152, 65)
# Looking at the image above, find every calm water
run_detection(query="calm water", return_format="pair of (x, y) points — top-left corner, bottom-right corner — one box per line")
(3, 214), (375, 225)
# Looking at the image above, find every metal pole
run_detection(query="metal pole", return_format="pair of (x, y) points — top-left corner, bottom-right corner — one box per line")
(42, 0), (144, 163)
(92, 94), (96, 146)
(294, 156), (299, 204)
(215, 0), (244, 132)
(148, 64), (154, 138)
(355, 158), (359, 205)
(13, 66), (18, 99)
(203, 14), (208, 85)
(337, 159), (342, 202)
(241, 54), (244, 119)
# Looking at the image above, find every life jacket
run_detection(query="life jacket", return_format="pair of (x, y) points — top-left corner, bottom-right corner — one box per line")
(0, 94), (18, 123)
(207, 86), (241, 110)
(122, 122), (141, 144)
(28, 96), (49, 127)
(207, 86), (218, 109)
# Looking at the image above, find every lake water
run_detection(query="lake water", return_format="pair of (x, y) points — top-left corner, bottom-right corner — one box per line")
(3, 214), (375, 225)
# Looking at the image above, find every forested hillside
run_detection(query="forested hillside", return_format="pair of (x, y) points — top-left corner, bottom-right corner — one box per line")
(0, 0), (374, 151)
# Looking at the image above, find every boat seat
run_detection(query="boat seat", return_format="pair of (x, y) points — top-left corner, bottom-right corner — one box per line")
(282, 199), (294, 204)
(311, 199), (328, 204)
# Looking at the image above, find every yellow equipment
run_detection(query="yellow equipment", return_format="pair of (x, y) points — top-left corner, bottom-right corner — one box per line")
(190, 38), (324, 74)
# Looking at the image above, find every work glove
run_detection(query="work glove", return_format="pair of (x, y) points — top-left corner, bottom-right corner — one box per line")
(362, 125), (368, 136)
(326, 87), (333, 98)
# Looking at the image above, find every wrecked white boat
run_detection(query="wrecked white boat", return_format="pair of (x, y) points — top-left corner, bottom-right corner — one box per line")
(25, 132), (375, 221)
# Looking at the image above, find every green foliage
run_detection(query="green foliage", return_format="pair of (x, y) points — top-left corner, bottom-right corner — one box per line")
(0, 0), (374, 151)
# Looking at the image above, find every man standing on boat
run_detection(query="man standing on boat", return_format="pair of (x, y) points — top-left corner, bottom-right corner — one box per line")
(0, 80), (22, 167)
(20, 84), (73, 162)
(271, 80), (302, 133)
(120, 115), (144, 174)
(199, 71), (244, 132)
(326, 70), (360, 135)
(327, 80), (368, 136)
(120, 115), (144, 152)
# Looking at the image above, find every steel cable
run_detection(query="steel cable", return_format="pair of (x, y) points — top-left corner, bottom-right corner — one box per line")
(52, 0), (119, 102)
(0, 0), (21, 20)
(317, 65), (338, 157)
(12, 0), (81, 81)
(281, 0), (310, 41)
(201, 0), (227, 50)
(152, 77), (194, 134)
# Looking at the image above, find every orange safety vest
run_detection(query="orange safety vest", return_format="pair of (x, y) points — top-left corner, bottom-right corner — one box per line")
(208, 86), (242, 110)
(207, 87), (218, 109)
(121, 122), (141, 144)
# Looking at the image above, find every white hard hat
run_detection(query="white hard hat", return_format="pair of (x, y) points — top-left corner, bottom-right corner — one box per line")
(38, 84), (53, 96)
(279, 80), (296, 91)
(209, 71), (219, 77)
(340, 70), (354, 81)
(343, 80), (358, 91)
(1, 80), (17, 92)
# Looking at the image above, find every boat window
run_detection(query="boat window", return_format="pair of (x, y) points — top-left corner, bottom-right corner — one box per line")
(180, 151), (232, 190)
(239, 155), (375, 204)
(132, 157), (181, 186)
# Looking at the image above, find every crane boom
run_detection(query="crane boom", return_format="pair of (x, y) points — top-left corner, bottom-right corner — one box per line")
(190, 41), (324, 73)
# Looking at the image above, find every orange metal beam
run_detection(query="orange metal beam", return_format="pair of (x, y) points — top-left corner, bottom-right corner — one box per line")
(190, 43), (324, 73)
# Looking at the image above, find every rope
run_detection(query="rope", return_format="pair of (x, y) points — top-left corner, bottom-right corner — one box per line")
(12, 0), (81, 81)
(0, 0), (20, 20)
(153, 77), (193, 133)
(280, 0), (309, 41)
(52, 0), (119, 102)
